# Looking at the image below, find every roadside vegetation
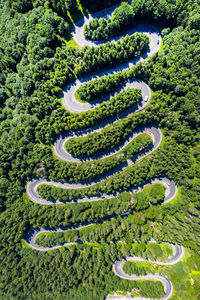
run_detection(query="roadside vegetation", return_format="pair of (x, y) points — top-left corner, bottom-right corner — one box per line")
(0, 0), (200, 299)
(65, 128), (152, 158)
(76, 72), (125, 103)
(75, 32), (149, 76)
(66, 112), (149, 156)
(84, 2), (135, 40)
(123, 248), (200, 300)
(35, 184), (166, 247)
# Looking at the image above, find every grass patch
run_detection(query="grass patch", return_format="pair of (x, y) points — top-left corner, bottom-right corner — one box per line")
(65, 38), (81, 48)
(116, 291), (127, 296)
(158, 37), (164, 53)
(163, 186), (182, 207)
(21, 239), (33, 249)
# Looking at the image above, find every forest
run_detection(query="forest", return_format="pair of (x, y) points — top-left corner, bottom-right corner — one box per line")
(84, 2), (136, 40)
(0, 0), (200, 299)
(76, 72), (125, 103)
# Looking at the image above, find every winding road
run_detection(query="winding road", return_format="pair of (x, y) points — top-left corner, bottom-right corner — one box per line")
(64, 20), (161, 113)
(27, 174), (176, 206)
(26, 178), (178, 252)
(107, 243), (184, 300)
(25, 3), (183, 300)
(54, 80), (151, 162)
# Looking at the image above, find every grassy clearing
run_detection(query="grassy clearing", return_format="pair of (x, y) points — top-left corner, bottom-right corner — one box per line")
(159, 37), (164, 53)
(115, 291), (127, 296)
(163, 186), (182, 207)
(167, 248), (200, 299)
(65, 38), (81, 48)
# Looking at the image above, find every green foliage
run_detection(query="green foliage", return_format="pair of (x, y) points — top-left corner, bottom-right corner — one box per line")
(46, 133), (152, 184)
(132, 183), (166, 211)
(118, 192), (131, 202)
(0, 0), (200, 299)
(8, 0), (33, 13)
(79, 0), (121, 13)
(123, 248), (200, 300)
(65, 0), (78, 12)
(75, 33), (149, 76)
(65, 89), (144, 156)
(189, 13), (200, 29)
(66, 111), (145, 157)
(84, 2), (135, 40)
(77, 72), (125, 102)
(34, 133), (151, 184)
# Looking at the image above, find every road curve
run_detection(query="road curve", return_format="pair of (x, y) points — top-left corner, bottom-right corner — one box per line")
(64, 21), (161, 113)
(26, 177), (177, 250)
(106, 274), (172, 300)
(27, 162), (177, 206)
(26, 225), (183, 300)
(27, 125), (167, 206)
(106, 243), (184, 300)
(25, 3), (182, 299)
(54, 80), (151, 162)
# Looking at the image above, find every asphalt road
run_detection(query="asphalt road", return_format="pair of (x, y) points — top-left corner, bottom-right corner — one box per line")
(25, 4), (182, 299)
(54, 80), (151, 162)
(26, 224), (183, 300)
(27, 170), (177, 206)
(108, 243), (184, 300)
(27, 125), (178, 206)
(64, 22), (161, 113)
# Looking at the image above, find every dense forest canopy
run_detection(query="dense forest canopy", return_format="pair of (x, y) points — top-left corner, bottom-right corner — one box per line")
(0, 0), (200, 299)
